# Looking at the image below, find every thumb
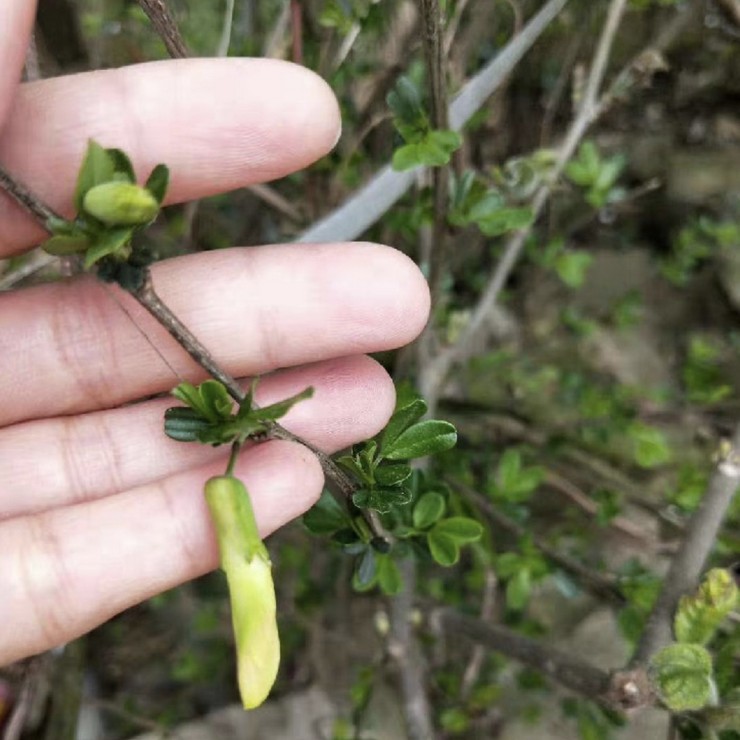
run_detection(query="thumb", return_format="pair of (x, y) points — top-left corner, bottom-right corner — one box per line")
(0, 0), (37, 133)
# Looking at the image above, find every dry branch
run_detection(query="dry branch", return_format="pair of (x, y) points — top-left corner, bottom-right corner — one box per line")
(136, 0), (189, 58)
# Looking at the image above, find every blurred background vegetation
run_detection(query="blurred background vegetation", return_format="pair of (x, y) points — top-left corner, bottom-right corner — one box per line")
(1, 0), (739, 738)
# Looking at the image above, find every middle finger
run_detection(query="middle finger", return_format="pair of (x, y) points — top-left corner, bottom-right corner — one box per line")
(0, 242), (429, 426)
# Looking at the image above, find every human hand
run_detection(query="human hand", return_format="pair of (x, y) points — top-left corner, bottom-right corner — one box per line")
(0, 1), (429, 665)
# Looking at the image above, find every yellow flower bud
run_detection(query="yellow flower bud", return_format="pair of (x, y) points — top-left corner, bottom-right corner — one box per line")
(82, 182), (159, 226)
(204, 476), (280, 710)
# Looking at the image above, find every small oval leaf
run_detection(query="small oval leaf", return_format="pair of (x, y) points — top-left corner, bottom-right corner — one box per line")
(428, 530), (460, 566)
(413, 492), (446, 529)
(384, 420), (457, 460)
(433, 517), (484, 544)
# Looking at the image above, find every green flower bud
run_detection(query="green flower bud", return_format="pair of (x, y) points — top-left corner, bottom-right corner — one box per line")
(205, 476), (280, 710)
(82, 182), (159, 226)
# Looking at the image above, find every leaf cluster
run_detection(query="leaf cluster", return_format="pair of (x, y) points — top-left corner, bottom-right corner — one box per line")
(449, 170), (533, 237)
(650, 568), (739, 716)
(388, 77), (462, 171)
(163, 379), (313, 446)
(565, 141), (625, 209)
(41, 140), (169, 272)
(304, 394), (483, 592)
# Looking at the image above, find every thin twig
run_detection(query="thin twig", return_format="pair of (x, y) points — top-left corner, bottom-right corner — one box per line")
(460, 569), (497, 700)
(24, 33), (41, 82)
(436, 609), (614, 701)
(216, 0), (236, 57)
(417, 0), (450, 312)
(389, 559), (435, 740)
(631, 423), (740, 665)
(2, 656), (49, 740)
(136, 0), (189, 58)
(0, 251), (57, 292)
(247, 183), (303, 223)
(0, 165), (62, 227)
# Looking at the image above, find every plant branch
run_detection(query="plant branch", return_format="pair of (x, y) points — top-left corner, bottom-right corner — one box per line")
(631, 422), (740, 665)
(459, 569), (497, 700)
(389, 559), (435, 740)
(451, 478), (626, 605)
(437, 609), (610, 702)
(136, 0), (189, 58)
(418, 0), (450, 309)
(0, 165), (62, 227)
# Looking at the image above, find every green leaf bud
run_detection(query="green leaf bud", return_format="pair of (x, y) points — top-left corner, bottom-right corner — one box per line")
(82, 181), (160, 226)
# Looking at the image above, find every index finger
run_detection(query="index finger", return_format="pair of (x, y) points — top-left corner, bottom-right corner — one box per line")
(0, 58), (341, 255)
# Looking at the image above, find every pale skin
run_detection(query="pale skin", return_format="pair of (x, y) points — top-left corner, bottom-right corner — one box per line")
(0, 0), (430, 665)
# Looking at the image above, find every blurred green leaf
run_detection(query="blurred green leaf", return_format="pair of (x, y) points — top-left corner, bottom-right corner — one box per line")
(428, 530), (460, 566)
(413, 492), (446, 529)
(651, 643), (714, 712)
(675, 568), (738, 645)
(303, 490), (350, 535)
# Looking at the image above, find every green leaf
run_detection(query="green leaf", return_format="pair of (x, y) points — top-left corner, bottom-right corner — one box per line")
(674, 568), (738, 645)
(172, 380), (233, 423)
(336, 455), (370, 484)
(384, 420), (457, 460)
(377, 555), (403, 595)
(506, 569), (532, 611)
(145, 164), (170, 204)
(429, 129), (462, 151)
(628, 423), (671, 468)
(387, 76), (424, 125)
(374, 464), (413, 486)
(651, 643), (714, 712)
(554, 251), (593, 288)
(354, 548), (377, 589)
(199, 379), (235, 421)
(428, 530), (460, 566)
(105, 148), (136, 183)
(252, 387), (314, 423)
(433, 517), (484, 544)
(477, 207), (533, 236)
(392, 143), (426, 171)
(413, 492), (446, 529)
(74, 140), (116, 211)
(82, 227), (134, 269)
(163, 406), (212, 442)
(41, 233), (91, 256)
(303, 489), (350, 535)
(352, 486), (413, 514)
(171, 381), (203, 413)
(380, 398), (427, 454)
